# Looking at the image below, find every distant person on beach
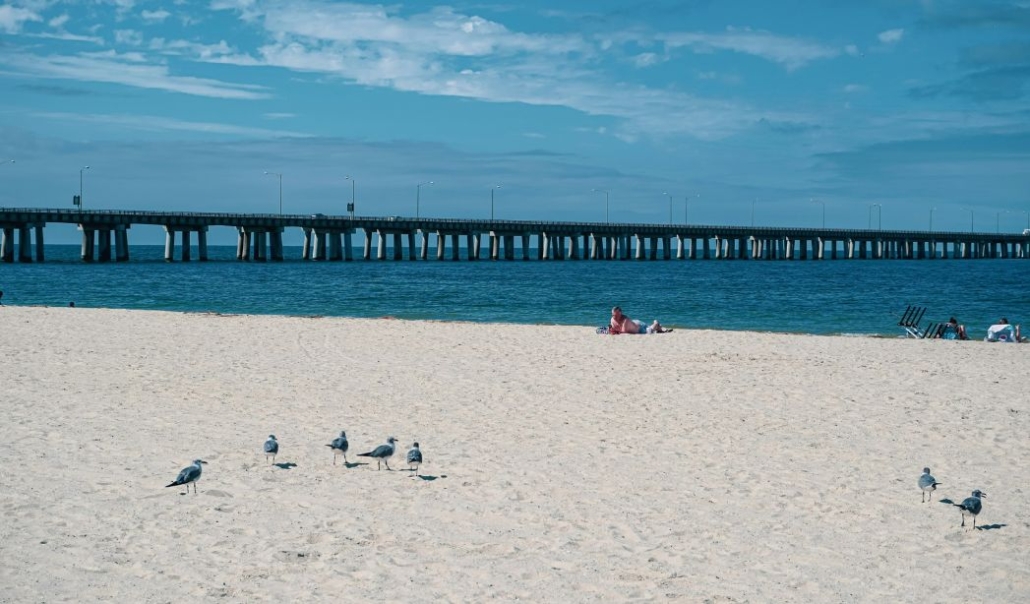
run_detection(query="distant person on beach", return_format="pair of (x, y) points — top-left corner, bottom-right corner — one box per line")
(0, 290), (4, 305)
(985, 317), (1022, 343)
(941, 317), (968, 340)
(69, 301), (75, 308)
(609, 306), (668, 334)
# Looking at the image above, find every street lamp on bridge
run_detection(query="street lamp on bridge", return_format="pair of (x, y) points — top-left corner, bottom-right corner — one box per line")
(592, 188), (610, 224)
(263, 171), (283, 215)
(963, 208), (974, 233)
(490, 184), (501, 220)
(416, 181), (433, 219)
(77, 166), (90, 209)
(345, 175), (355, 217)
(663, 192), (673, 224)
(811, 198), (825, 228)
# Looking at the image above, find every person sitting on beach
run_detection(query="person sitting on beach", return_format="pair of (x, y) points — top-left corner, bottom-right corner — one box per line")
(985, 317), (1023, 343)
(609, 306), (667, 334)
(941, 317), (968, 340)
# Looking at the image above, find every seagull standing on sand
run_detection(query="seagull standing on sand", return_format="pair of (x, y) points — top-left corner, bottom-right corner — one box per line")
(327, 430), (349, 465)
(358, 437), (397, 470)
(264, 435), (278, 464)
(165, 459), (207, 494)
(407, 442), (423, 476)
(955, 490), (986, 529)
(919, 467), (941, 503)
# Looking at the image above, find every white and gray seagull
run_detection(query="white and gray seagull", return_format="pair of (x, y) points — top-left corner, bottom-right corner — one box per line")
(326, 430), (349, 465)
(358, 436), (397, 470)
(165, 459), (207, 494)
(407, 442), (423, 476)
(954, 490), (986, 529)
(264, 434), (279, 464)
(919, 467), (941, 503)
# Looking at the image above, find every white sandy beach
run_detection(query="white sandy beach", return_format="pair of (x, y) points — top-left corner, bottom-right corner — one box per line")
(1, 307), (1028, 602)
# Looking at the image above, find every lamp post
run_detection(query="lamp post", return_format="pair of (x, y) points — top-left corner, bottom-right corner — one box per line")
(264, 171), (282, 215)
(811, 198), (825, 228)
(78, 165), (90, 209)
(592, 188), (609, 223)
(751, 198), (756, 227)
(929, 206), (936, 232)
(685, 194), (697, 224)
(416, 181), (433, 219)
(345, 175), (355, 216)
(663, 192), (673, 224)
(490, 184), (501, 220)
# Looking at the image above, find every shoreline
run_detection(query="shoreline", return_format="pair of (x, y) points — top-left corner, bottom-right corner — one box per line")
(1, 306), (1027, 601)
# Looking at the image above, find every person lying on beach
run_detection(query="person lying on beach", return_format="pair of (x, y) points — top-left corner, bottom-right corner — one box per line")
(985, 318), (1023, 343)
(608, 306), (668, 334)
(941, 317), (968, 340)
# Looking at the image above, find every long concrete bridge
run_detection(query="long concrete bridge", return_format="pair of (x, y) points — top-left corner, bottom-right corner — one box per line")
(1, 208), (1028, 263)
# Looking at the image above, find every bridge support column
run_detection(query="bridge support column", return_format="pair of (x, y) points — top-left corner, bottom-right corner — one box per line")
(17, 227), (33, 263)
(328, 232), (342, 261)
(521, 234), (530, 260)
(504, 235), (514, 260)
(301, 228), (312, 260)
(634, 235), (644, 260)
(0, 228), (12, 263)
(375, 232), (385, 260)
(419, 231), (429, 260)
(180, 230), (191, 262)
(391, 233), (401, 260)
(436, 232), (446, 260)
(344, 232), (353, 261)
(465, 234), (476, 260)
(451, 234), (461, 261)
(407, 232), (417, 261)
(489, 234), (499, 260)
(95, 228), (110, 262)
(197, 228), (208, 261)
(361, 229), (372, 260)
(163, 227), (175, 262)
(254, 231), (267, 262)
(34, 224), (46, 262)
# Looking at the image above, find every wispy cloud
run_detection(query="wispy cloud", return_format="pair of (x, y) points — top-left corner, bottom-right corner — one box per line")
(659, 27), (840, 70)
(877, 28), (904, 44)
(263, 112), (296, 119)
(141, 9), (171, 23)
(0, 52), (271, 99)
(30, 111), (310, 137)
(0, 5), (42, 34)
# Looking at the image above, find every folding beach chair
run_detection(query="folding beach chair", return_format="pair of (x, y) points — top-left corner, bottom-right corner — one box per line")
(899, 305), (929, 338)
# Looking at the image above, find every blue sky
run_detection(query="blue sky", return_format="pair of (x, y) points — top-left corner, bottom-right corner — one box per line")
(1, 0), (1029, 243)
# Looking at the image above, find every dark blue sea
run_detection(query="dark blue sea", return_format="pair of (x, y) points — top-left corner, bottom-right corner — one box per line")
(2, 245), (1028, 338)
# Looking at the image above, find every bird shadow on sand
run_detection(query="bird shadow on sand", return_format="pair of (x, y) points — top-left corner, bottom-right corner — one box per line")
(274, 462), (298, 470)
(343, 462), (367, 469)
(938, 498), (956, 505)
(976, 524), (1007, 531)
(415, 474), (446, 481)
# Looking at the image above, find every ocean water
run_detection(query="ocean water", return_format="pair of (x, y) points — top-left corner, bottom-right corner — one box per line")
(2, 244), (1028, 337)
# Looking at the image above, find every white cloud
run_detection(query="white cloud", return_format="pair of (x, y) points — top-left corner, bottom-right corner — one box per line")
(49, 14), (70, 28)
(660, 27), (840, 70)
(632, 52), (660, 68)
(141, 9), (171, 23)
(263, 112), (296, 119)
(194, 2), (820, 140)
(30, 111), (309, 137)
(115, 29), (144, 46)
(878, 28), (904, 44)
(26, 31), (106, 45)
(0, 5), (42, 33)
(843, 84), (867, 93)
(844, 44), (860, 56)
(0, 52), (271, 99)
(149, 38), (235, 59)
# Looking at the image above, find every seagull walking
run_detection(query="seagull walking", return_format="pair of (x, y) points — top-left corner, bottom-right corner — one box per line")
(954, 490), (986, 529)
(264, 435), (278, 464)
(165, 459), (207, 494)
(919, 467), (941, 503)
(407, 442), (423, 476)
(358, 436), (397, 470)
(326, 430), (349, 465)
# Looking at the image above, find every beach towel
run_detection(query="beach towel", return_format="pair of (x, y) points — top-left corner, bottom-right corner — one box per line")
(985, 324), (1017, 342)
